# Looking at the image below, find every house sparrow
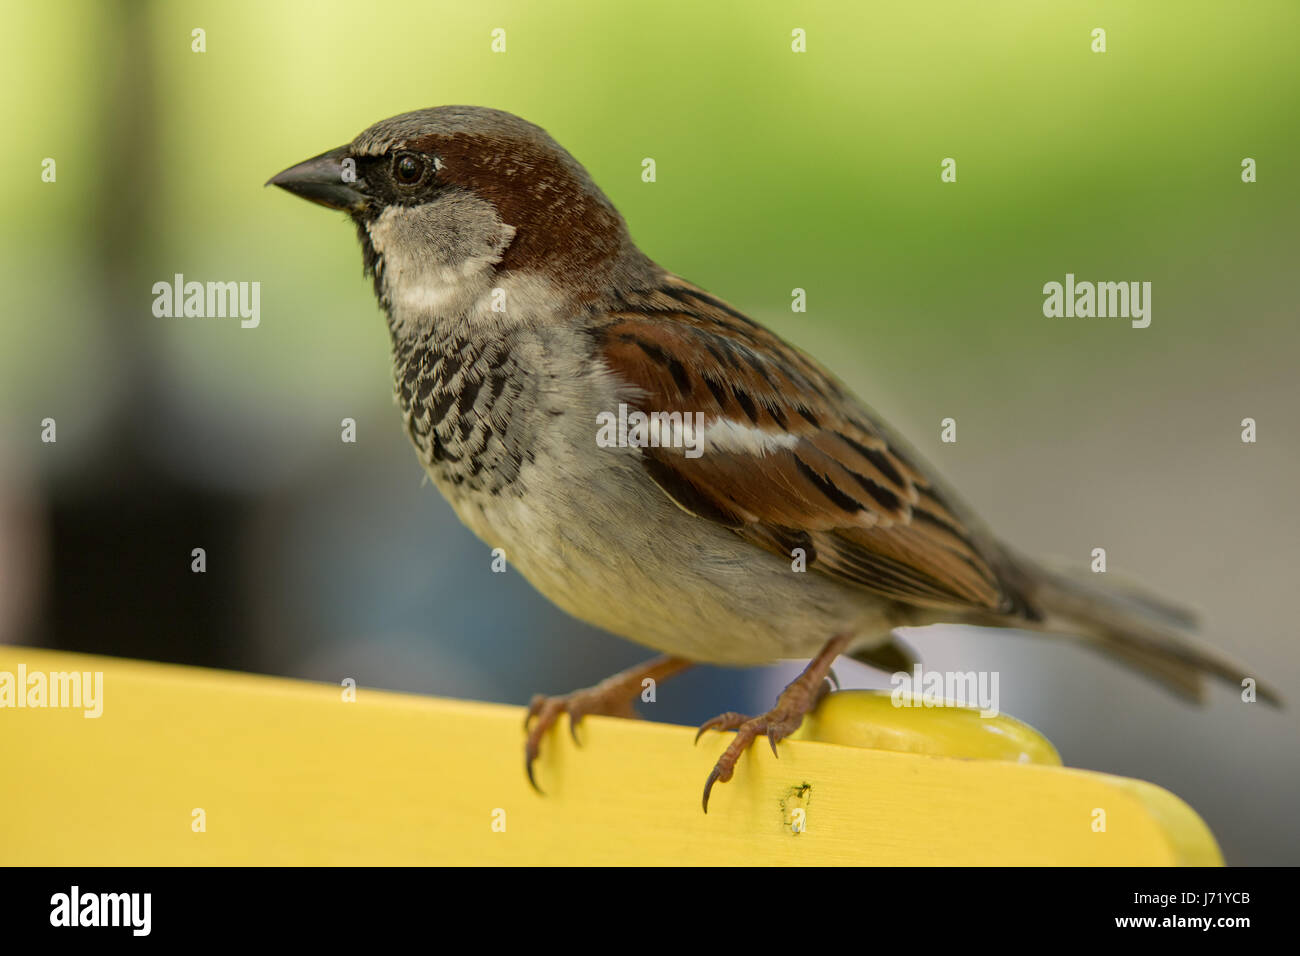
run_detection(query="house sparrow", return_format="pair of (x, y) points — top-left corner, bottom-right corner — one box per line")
(269, 106), (1279, 811)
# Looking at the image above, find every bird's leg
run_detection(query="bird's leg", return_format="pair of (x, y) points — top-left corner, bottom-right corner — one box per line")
(695, 632), (852, 812)
(525, 655), (692, 791)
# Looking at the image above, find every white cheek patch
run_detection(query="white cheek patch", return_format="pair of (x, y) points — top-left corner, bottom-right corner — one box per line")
(390, 265), (469, 313)
(365, 201), (516, 321)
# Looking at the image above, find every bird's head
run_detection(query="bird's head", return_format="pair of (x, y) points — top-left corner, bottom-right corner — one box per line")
(268, 106), (649, 326)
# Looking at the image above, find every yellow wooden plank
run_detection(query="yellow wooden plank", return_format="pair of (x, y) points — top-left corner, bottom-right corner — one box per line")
(0, 646), (1221, 865)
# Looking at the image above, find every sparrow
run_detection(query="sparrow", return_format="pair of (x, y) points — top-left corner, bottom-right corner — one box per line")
(269, 106), (1280, 811)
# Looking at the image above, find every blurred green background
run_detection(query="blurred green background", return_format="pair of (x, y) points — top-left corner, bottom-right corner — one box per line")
(1, 1), (1297, 863)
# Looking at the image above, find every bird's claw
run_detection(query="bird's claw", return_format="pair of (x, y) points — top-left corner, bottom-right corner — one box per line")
(693, 711), (749, 744)
(523, 683), (640, 793)
(696, 706), (805, 812)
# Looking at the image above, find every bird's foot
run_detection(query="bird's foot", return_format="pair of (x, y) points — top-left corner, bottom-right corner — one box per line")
(695, 633), (851, 812)
(524, 655), (690, 792)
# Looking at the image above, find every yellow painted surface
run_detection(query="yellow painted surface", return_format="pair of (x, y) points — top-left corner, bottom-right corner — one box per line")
(0, 646), (1221, 865)
(794, 689), (1063, 765)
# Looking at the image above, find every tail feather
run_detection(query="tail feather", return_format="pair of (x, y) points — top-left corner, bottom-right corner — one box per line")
(1085, 632), (1210, 703)
(1020, 561), (1282, 707)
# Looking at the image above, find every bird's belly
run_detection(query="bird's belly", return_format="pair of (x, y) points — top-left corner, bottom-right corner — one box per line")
(444, 456), (890, 665)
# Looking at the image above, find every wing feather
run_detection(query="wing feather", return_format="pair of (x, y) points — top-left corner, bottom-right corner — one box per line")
(594, 275), (1031, 616)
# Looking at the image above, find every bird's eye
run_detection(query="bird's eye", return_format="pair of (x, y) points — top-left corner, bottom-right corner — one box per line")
(393, 152), (425, 185)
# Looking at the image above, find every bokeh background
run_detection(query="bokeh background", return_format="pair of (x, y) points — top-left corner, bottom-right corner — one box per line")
(2, 0), (1297, 863)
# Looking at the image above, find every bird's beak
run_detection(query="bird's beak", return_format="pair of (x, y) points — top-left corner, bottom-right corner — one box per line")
(266, 145), (366, 212)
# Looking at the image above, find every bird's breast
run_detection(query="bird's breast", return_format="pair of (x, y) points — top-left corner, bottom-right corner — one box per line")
(392, 327), (533, 500)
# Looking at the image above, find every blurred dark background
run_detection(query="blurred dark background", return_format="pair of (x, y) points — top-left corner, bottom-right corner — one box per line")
(2, 0), (1297, 863)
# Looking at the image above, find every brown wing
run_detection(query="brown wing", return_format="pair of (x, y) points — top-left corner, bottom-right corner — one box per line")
(593, 275), (1032, 616)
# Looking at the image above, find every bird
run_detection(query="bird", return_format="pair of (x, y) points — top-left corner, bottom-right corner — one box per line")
(268, 106), (1280, 811)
